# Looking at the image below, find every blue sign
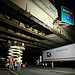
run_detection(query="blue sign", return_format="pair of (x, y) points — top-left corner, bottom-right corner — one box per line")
(61, 6), (74, 25)
(47, 52), (52, 57)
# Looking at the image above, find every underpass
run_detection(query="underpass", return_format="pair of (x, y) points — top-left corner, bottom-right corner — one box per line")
(0, 0), (75, 75)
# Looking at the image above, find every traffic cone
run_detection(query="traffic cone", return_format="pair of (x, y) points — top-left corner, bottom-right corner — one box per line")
(52, 61), (54, 68)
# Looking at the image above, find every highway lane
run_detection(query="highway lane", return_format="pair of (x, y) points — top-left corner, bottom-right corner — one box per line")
(0, 66), (75, 75)
(14, 66), (75, 75)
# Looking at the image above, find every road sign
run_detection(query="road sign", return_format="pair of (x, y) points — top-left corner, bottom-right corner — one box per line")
(61, 6), (74, 25)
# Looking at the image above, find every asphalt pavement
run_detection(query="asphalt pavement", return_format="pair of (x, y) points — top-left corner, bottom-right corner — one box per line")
(0, 66), (75, 75)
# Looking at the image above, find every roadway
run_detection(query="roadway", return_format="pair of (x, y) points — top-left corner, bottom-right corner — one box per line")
(0, 66), (75, 75)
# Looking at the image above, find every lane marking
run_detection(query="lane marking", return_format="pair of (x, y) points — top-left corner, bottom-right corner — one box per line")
(6, 68), (18, 75)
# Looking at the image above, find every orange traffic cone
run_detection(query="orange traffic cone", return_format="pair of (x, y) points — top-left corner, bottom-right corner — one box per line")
(52, 61), (54, 68)
(11, 65), (12, 68)
(15, 61), (17, 67)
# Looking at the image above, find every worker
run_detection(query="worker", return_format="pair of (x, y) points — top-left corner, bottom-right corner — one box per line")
(17, 55), (21, 71)
(9, 56), (14, 70)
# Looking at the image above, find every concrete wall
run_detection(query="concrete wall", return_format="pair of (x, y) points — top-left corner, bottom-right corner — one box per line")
(10, 0), (27, 10)
(10, 0), (58, 29)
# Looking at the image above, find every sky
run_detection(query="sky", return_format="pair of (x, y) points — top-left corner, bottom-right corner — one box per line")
(50, 0), (75, 13)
